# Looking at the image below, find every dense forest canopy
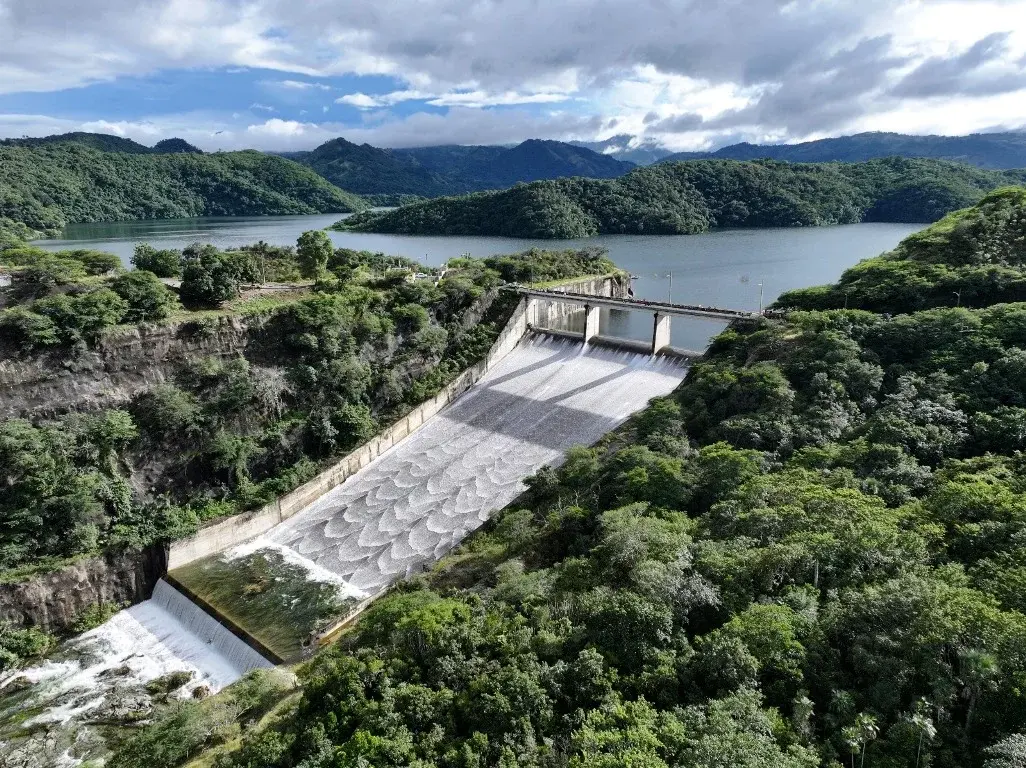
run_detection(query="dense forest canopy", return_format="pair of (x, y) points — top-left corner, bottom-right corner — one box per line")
(102, 190), (1026, 768)
(0, 142), (366, 238)
(334, 157), (1026, 238)
(287, 138), (634, 197)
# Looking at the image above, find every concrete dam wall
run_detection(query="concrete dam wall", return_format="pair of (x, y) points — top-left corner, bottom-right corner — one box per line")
(170, 334), (688, 660)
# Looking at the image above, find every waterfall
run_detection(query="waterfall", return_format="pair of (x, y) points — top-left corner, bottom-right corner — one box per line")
(149, 579), (273, 676)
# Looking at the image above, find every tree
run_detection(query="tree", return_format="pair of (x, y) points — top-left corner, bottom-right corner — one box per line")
(296, 230), (333, 279)
(132, 244), (183, 278)
(110, 271), (179, 322)
(842, 713), (879, 768)
(179, 254), (241, 308)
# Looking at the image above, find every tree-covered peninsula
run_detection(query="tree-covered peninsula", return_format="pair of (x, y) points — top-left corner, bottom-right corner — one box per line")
(108, 190), (1026, 768)
(334, 157), (1026, 238)
(0, 141), (367, 239)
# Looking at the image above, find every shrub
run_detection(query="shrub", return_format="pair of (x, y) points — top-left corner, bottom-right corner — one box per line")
(0, 307), (60, 351)
(132, 244), (183, 278)
(110, 271), (179, 322)
(64, 249), (122, 276)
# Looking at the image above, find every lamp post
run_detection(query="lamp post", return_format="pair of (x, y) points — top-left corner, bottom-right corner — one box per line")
(758, 281), (765, 314)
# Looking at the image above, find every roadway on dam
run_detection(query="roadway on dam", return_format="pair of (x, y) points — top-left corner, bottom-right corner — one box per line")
(173, 333), (690, 660)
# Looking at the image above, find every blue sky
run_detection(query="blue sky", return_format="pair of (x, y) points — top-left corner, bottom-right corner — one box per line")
(1, 0), (1024, 151)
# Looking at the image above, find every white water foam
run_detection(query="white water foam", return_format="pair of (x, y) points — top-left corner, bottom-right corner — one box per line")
(2, 579), (270, 732)
(233, 334), (688, 596)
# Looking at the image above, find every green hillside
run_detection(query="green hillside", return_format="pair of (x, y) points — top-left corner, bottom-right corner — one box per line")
(778, 186), (1026, 313)
(122, 176), (1026, 768)
(335, 157), (1026, 238)
(0, 141), (366, 238)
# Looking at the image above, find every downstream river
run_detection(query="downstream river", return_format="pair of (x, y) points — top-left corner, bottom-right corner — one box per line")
(36, 215), (925, 350)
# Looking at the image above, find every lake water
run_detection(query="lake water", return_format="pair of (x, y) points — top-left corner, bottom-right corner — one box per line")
(36, 216), (925, 350)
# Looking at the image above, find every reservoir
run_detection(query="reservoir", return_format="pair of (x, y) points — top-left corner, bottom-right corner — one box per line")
(36, 216), (925, 350)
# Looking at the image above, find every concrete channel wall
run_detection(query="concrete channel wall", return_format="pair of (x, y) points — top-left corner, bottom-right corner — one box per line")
(168, 274), (626, 570)
(169, 296), (531, 569)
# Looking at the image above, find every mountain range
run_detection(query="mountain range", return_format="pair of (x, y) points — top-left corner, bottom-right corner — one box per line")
(284, 138), (634, 197)
(659, 131), (1026, 169)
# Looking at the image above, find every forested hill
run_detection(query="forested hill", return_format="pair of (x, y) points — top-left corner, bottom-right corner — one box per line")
(334, 156), (1026, 238)
(288, 137), (634, 196)
(778, 185), (1026, 313)
(0, 142), (366, 238)
(665, 130), (1026, 170)
(134, 171), (1026, 768)
(0, 131), (202, 154)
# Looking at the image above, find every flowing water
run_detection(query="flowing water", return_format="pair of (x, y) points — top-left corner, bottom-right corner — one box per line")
(0, 580), (269, 766)
(12, 215), (927, 761)
(34, 216), (925, 351)
(173, 334), (690, 661)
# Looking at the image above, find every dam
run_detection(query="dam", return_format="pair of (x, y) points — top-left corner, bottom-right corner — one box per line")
(1, 326), (688, 761)
(171, 333), (689, 660)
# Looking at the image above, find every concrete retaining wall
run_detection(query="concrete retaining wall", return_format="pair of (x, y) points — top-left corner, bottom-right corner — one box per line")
(527, 273), (630, 331)
(168, 273), (624, 570)
(168, 296), (531, 570)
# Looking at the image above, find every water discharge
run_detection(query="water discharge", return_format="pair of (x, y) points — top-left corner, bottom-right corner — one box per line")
(2, 334), (687, 763)
(0, 581), (269, 766)
(174, 334), (689, 659)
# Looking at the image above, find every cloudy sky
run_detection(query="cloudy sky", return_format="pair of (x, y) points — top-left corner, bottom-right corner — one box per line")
(1, 0), (1025, 152)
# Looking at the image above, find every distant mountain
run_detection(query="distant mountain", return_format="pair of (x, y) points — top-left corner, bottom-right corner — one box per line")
(290, 137), (634, 197)
(0, 141), (365, 236)
(571, 134), (673, 165)
(662, 131), (1026, 170)
(0, 131), (206, 155)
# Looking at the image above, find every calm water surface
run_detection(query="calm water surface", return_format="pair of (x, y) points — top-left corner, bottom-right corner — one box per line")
(36, 215), (925, 350)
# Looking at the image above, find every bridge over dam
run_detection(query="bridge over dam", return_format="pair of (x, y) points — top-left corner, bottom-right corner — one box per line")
(518, 286), (758, 355)
(6, 279), (708, 728)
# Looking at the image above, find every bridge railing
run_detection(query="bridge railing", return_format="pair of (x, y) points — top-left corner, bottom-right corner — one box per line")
(515, 286), (757, 318)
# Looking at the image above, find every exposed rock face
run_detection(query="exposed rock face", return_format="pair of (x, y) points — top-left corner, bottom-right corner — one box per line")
(0, 546), (167, 633)
(0, 314), (264, 420)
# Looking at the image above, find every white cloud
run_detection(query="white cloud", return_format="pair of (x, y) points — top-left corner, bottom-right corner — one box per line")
(249, 102), (276, 112)
(1, 0), (1025, 150)
(272, 79), (332, 91)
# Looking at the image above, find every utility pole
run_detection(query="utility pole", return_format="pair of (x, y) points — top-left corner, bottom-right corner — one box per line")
(668, 271), (672, 303)
(758, 280), (765, 314)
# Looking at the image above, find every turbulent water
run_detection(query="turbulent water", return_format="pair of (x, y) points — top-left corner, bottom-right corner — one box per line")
(241, 334), (687, 596)
(1, 334), (687, 763)
(0, 581), (269, 767)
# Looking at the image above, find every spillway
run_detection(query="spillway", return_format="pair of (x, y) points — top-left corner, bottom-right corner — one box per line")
(0, 580), (269, 765)
(174, 334), (689, 659)
(2, 333), (688, 761)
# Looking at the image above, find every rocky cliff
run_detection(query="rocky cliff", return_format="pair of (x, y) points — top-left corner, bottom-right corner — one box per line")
(0, 546), (167, 633)
(0, 315), (270, 420)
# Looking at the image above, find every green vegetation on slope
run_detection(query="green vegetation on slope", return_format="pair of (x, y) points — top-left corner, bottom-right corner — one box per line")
(0, 241), (611, 596)
(0, 142), (366, 237)
(777, 186), (1026, 314)
(116, 193), (1026, 768)
(292, 137), (633, 197)
(335, 157), (1026, 238)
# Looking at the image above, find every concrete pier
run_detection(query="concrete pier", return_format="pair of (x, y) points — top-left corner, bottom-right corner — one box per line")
(652, 312), (672, 354)
(584, 304), (601, 342)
